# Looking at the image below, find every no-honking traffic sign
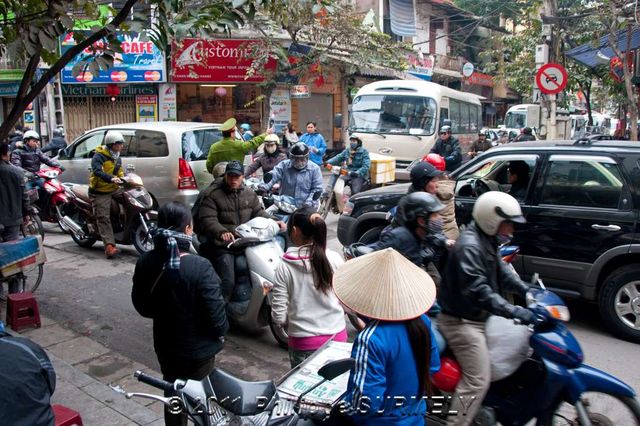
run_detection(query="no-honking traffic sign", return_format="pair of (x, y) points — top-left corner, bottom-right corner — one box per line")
(535, 63), (568, 95)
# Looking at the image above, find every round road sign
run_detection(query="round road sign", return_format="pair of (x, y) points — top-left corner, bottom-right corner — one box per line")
(535, 63), (568, 95)
(462, 62), (475, 78)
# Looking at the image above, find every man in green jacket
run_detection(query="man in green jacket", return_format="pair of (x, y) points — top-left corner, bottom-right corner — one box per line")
(206, 117), (270, 174)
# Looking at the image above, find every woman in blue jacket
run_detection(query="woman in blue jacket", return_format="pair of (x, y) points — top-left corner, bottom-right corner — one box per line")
(333, 248), (440, 425)
(299, 121), (327, 165)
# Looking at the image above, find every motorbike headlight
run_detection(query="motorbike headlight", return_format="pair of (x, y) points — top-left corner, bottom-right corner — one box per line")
(43, 170), (59, 179)
(544, 305), (570, 322)
(277, 201), (296, 214)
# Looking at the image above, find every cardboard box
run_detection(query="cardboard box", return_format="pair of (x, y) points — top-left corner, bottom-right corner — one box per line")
(369, 153), (395, 184)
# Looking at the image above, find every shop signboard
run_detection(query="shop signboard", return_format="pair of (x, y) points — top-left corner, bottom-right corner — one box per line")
(61, 31), (166, 84)
(290, 85), (311, 99)
(23, 103), (34, 125)
(269, 88), (292, 133)
(277, 43), (312, 84)
(136, 95), (158, 122)
(407, 53), (435, 81)
(465, 72), (494, 87)
(62, 84), (156, 96)
(159, 83), (177, 121)
(171, 39), (277, 83)
(0, 82), (21, 97)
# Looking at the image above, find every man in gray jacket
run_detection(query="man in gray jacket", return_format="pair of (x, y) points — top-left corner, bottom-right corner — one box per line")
(0, 142), (29, 242)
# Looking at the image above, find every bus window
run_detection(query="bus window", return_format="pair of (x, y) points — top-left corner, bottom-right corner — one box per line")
(450, 100), (461, 133)
(350, 95), (437, 135)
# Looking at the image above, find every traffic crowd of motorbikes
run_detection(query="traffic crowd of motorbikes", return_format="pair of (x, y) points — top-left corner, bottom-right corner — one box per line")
(1, 119), (640, 426)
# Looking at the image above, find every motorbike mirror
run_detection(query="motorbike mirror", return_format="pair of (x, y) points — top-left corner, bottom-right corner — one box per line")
(263, 172), (273, 184)
(334, 113), (343, 129)
(317, 358), (355, 381)
(312, 190), (322, 201)
(126, 164), (136, 173)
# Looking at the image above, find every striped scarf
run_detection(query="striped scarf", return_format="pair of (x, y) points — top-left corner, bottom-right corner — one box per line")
(152, 228), (192, 270)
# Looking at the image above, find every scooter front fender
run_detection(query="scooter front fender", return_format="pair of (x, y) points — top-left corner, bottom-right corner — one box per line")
(51, 192), (69, 205)
(564, 364), (636, 403)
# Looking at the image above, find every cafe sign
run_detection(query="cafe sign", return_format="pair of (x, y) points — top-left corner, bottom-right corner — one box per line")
(61, 31), (166, 84)
(171, 38), (277, 83)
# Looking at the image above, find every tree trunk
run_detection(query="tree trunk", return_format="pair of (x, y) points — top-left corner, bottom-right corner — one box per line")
(0, 0), (139, 142)
(607, 11), (639, 141)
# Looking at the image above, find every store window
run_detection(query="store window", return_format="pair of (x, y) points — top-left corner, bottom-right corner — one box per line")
(176, 85), (262, 129)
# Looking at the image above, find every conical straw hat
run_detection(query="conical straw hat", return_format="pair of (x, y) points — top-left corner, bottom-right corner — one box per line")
(333, 248), (436, 321)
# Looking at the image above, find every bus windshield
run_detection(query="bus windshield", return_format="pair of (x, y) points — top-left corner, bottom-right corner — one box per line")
(349, 95), (437, 135)
(505, 111), (526, 129)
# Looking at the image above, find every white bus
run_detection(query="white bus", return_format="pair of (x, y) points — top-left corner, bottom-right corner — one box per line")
(348, 80), (483, 178)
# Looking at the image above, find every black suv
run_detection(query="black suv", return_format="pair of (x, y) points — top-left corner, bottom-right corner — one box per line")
(338, 140), (640, 342)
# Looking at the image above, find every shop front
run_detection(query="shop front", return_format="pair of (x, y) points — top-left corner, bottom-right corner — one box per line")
(60, 31), (166, 140)
(0, 70), (24, 127)
(171, 38), (345, 148)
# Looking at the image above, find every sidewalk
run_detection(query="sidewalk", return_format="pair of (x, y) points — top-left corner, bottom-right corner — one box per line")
(3, 313), (164, 425)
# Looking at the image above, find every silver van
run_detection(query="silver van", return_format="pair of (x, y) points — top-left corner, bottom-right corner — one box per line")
(56, 122), (228, 207)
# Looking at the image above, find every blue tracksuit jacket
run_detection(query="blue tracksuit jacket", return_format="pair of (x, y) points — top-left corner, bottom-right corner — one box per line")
(344, 315), (441, 425)
(299, 132), (327, 165)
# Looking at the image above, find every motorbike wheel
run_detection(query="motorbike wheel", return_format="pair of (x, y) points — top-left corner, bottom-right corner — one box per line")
(132, 219), (157, 255)
(539, 393), (640, 425)
(22, 212), (44, 240)
(68, 208), (97, 248)
(269, 316), (289, 349)
(318, 195), (332, 219)
(0, 265), (44, 301)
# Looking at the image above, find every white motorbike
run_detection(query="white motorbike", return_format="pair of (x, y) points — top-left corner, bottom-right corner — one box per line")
(225, 217), (288, 348)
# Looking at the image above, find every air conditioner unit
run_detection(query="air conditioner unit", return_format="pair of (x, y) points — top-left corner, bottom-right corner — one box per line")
(535, 44), (549, 64)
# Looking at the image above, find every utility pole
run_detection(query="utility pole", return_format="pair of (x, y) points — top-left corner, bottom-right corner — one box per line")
(541, 0), (558, 139)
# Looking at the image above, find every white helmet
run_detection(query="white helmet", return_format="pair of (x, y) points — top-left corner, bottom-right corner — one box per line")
(105, 131), (125, 146)
(264, 134), (280, 144)
(472, 191), (525, 236)
(23, 130), (40, 141)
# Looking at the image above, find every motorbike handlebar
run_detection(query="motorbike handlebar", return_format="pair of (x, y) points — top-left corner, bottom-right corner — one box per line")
(135, 370), (174, 392)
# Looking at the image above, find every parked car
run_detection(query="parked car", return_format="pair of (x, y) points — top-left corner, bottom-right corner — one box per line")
(338, 139), (640, 343)
(56, 122), (234, 207)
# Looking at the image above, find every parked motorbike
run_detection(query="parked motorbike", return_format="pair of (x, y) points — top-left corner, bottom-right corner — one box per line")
(60, 172), (157, 255)
(428, 278), (640, 425)
(112, 358), (355, 425)
(27, 167), (70, 233)
(219, 216), (289, 348)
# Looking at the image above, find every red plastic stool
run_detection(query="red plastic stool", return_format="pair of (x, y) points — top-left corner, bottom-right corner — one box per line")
(6, 292), (41, 331)
(53, 404), (83, 426)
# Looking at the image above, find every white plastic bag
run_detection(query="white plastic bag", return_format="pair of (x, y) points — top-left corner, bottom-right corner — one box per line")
(486, 315), (532, 381)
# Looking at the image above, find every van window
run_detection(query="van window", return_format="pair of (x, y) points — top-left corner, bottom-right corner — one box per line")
(127, 130), (169, 158)
(182, 129), (223, 161)
(68, 132), (105, 159)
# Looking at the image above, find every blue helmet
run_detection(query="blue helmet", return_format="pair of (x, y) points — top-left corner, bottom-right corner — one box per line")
(240, 123), (251, 131)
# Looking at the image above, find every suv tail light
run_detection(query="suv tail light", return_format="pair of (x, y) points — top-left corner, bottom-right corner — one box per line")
(178, 158), (198, 190)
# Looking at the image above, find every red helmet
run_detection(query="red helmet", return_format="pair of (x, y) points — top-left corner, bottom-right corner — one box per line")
(431, 357), (461, 392)
(422, 153), (446, 171)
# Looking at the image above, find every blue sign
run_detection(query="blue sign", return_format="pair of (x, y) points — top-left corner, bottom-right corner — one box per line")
(0, 82), (21, 97)
(61, 31), (166, 84)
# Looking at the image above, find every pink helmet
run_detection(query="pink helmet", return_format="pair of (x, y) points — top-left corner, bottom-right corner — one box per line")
(422, 153), (446, 171)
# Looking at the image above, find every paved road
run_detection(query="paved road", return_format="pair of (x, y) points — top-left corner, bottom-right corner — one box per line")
(33, 218), (640, 395)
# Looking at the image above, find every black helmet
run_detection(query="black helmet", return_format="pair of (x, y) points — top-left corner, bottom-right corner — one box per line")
(410, 162), (442, 191)
(397, 192), (444, 228)
(523, 127), (533, 135)
(290, 142), (310, 170)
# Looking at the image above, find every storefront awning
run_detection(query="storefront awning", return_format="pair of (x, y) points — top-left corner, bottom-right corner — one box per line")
(433, 67), (462, 79)
(566, 25), (640, 69)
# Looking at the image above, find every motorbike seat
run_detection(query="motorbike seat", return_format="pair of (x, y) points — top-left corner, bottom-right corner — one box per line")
(209, 368), (276, 415)
(71, 185), (91, 203)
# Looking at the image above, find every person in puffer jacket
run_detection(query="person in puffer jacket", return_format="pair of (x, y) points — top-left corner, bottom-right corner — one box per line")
(325, 134), (371, 194)
(10, 130), (60, 173)
(271, 208), (346, 368)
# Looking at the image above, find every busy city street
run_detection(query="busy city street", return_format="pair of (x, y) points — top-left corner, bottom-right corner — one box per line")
(3, 0), (640, 425)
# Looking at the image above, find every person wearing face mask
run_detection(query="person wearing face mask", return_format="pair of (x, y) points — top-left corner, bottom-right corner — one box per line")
(363, 191), (447, 350)
(258, 142), (323, 209)
(244, 134), (287, 177)
(89, 131), (126, 259)
(324, 134), (370, 195)
(437, 191), (535, 426)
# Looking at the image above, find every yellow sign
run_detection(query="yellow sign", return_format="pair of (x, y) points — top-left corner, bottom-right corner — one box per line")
(136, 95), (157, 122)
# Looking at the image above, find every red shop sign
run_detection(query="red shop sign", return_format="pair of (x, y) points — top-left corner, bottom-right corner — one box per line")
(465, 72), (494, 87)
(170, 39), (277, 83)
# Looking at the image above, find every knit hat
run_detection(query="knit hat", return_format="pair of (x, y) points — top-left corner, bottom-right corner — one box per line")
(333, 248), (436, 321)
